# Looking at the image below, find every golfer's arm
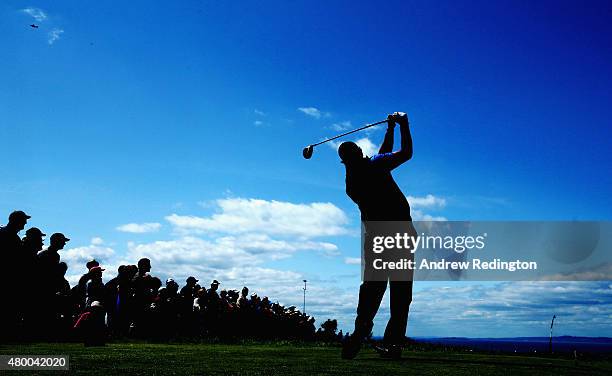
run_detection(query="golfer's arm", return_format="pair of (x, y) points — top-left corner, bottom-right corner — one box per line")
(380, 120), (412, 170)
(378, 127), (394, 154)
(397, 119), (413, 162)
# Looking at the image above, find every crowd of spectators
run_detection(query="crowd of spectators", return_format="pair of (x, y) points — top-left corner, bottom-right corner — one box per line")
(0, 210), (346, 345)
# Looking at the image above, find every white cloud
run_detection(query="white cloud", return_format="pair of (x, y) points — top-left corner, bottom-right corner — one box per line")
(116, 222), (162, 233)
(406, 281), (612, 337)
(408, 195), (447, 220)
(62, 241), (116, 285)
(63, 245), (115, 267)
(344, 257), (361, 265)
(126, 236), (259, 271)
(540, 263), (612, 281)
(22, 7), (47, 22)
(216, 233), (338, 259)
(254, 109), (266, 116)
(411, 209), (447, 221)
(47, 28), (64, 45)
(331, 121), (352, 131)
(124, 235), (337, 277)
(329, 137), (378, 157)
(354, 137), (378, 157)
(407, 194), (446, 208)
(253, 120), (263, 126)
(298, 107), (322, 119)
(166, 198), (349, 238)
(91, 237), (104, 245)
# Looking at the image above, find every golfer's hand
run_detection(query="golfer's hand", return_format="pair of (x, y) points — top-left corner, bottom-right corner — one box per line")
(386, 114), (397, 129)
(391, 112), (408, 125)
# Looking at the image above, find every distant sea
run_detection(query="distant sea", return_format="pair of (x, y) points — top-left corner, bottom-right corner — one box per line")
(411, 337), (612, 354)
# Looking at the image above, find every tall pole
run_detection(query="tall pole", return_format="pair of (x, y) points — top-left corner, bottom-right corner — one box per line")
(303, 280), (307, 315)
(549, 315), (556, 354)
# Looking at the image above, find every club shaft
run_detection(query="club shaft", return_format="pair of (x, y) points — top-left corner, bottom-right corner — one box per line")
(311, 119), (388, 147)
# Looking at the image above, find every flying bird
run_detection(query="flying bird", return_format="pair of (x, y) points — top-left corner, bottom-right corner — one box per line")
(30, 24), (39, 29)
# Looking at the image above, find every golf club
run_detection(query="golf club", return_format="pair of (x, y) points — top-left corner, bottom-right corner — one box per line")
(302, 118), (390, 159)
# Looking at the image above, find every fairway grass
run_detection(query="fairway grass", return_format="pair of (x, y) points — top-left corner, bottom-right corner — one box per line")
(1, 342), (611, 375)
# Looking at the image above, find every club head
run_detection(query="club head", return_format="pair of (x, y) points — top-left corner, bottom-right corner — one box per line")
(302, 145), (314, 159)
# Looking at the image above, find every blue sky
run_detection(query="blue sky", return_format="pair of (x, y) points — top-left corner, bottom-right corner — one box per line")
(1, 1), (611, 337)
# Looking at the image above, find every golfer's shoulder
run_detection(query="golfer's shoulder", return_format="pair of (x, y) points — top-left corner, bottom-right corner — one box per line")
(370, 152), (394, 165)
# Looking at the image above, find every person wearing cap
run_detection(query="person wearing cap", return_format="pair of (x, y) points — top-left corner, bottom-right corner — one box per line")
(159, 278), (177, 301)
(166, 278), (179, 293)
(20, 228), (46, 296)
(19, 227), (46, 334)
(86, 266), (105, 307)
(0, 211), (30, 290)
(0, 211), (31, 339)
(37, 232), (70, 269)
(34, 233), (69, 339)
(22, 227), (45, 263)
(178, 276), (199, 326)
(75, 260), (100, 309)
(36, 232), (69, 299)
(155, 278), (179, 339)
(159, 279), (180, 312)
(207, 281), (221, 309)
(204, 280), (221, 335)
(0, 210), (30, 248)
(179, 276), (199, 300)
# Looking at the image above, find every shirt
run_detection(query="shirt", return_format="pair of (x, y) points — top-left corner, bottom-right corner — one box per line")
(345, 153), (411, 221)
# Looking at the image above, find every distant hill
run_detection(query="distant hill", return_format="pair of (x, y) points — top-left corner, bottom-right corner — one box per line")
(411, 336), (612, 353)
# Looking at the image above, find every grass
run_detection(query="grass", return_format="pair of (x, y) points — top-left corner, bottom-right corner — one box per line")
(1, 342), (611, 375)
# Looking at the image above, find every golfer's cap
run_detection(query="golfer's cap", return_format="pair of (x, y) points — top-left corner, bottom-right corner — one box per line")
(89, 266), (105, 273)
(186, 276), (198, 283)
(90, 301), (103, 307)
(25, 227), (46, 238)
(9, 210), (31, 221)
(86, 259), (100, 270)
(50, 233), (70, 242)
(211, 279), (220, 285)
(166, 278), (176, 284)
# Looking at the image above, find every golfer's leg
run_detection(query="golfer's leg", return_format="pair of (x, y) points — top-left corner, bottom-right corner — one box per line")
(354, 281), (387, 339)
(383, 280), (413, 345)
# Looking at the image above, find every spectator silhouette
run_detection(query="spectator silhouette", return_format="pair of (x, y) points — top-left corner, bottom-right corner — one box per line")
(86, 266), (105, 307)
(19, 227), (46, 335)
(0, 211), (30, 340)
(55, 261), (73, 337)
(180, 276), (199, 302)
(74, 260), (100, 310)
(36, 233), (69, 338)
(21, 227), (45, 265)
(37, 233), (69, 271)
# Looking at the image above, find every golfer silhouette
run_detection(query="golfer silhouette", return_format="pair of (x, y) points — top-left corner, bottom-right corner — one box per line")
(340, 112), (416, 360)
